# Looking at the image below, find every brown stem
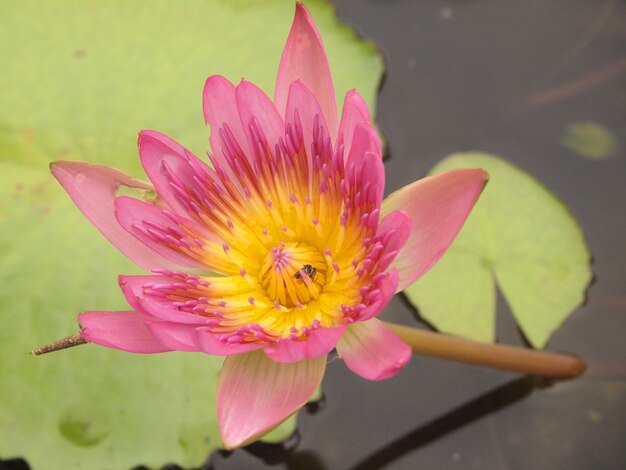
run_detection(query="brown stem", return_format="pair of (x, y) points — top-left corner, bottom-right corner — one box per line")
(30, 333), (87, 356)
(384, 322), (586, 379)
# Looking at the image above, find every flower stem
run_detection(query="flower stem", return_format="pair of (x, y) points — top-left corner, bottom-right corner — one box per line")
(30, 333), (87, 356)
(31, 325), (587, 379)
(384, 322), (586, 379)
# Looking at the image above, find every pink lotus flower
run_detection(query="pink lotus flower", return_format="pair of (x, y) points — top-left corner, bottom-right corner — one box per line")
(52, 4), (487, 449)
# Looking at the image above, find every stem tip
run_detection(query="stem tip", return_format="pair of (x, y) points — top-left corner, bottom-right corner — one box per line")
(30, 333), (88, 356)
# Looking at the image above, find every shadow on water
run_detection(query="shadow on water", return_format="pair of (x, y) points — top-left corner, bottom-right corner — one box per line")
(349, 376), (546, 470)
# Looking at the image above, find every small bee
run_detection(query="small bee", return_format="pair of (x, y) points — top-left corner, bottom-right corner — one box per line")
(294, 264), (317, 281)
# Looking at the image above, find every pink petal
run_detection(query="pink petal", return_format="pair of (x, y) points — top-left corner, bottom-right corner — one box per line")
(202, 75), (253, 181)
(346, 141), (385, 211)
(345, 122), (382, 167)
(143, 319), (201, 352)
(382, 168), (489, 292)
(138, 130), (214, 217)
(375, 210), (412, 272)
(337, 89), (373, 155)
(336, 318), (411, 380)
(118, 274), (164, 311)
(275, 3), (338, 139)
(78, 310), (171, 353)
(285, 80), (329, 168)
(263, 325), (346, 363)
(114, 196), (208, 270)
(217, 350), (326, 449)
(139, 296), (218, 325)
(357, 268), (399, 321)
(51, 161), (174, 271)
(361, 151), (385, 210)
(195, 327), (264, 356)
(235, 80), (285, 158)
(118, 275), (209, 324)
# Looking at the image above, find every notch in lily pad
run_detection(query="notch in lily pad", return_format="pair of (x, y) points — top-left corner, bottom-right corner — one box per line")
(404, 153), (592, 349)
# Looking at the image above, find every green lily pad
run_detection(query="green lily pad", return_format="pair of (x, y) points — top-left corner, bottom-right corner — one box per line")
(561, 121), (620, 160)
(0, 1), (382, 468)
(404, 153), (592, 348)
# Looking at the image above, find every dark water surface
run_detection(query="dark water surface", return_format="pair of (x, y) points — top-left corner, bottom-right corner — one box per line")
(210, 0), (626, 469)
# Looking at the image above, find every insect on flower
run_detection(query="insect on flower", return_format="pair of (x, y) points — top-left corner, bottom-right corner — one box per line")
(50, 2), (488, 449)
(294, 264), (317, 281)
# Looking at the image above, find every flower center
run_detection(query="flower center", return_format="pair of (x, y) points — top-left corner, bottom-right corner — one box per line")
(258, 242), (326, 309)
